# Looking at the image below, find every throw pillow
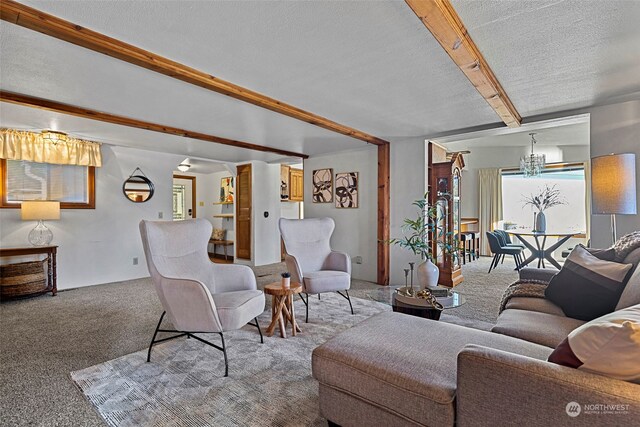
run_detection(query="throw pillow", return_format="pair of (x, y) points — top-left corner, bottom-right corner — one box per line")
(585, 246), (616, 261)
(212, 228), (225, 240)
(612, 230), (640, 262)
(616, 265), (640, 310)
(622, 247), (640, 270)
(545, 245), (633, 321)
(548, 304), (640, 383)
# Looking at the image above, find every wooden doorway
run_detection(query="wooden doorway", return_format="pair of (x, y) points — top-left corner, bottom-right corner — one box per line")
(173, 175), (196, 220)
(236, 164), (252, 260)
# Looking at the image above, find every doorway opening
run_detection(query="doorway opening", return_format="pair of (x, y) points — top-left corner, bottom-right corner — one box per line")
(172, 175), (196, 220)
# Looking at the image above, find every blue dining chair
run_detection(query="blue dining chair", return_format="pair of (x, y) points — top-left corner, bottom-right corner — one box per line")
(493, 230), (525, 265)
(486, 231), (524, 273)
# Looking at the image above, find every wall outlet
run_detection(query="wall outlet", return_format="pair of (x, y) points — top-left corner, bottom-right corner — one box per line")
(133, 257), (139, 265)
(199, 201), (205, 207)
(158, 212), (163, 219)
(353, 256), (363, 265)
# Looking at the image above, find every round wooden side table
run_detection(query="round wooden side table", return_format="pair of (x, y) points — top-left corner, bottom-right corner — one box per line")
(264, 282), (303, 338)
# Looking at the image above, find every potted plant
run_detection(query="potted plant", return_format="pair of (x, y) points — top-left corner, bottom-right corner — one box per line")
(388, 194), (458, 289)
(522, 184), (566, 232)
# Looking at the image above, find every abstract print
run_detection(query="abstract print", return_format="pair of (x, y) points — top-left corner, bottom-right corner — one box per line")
(335, 172), (358, 208)
(312, 168), (333, 203)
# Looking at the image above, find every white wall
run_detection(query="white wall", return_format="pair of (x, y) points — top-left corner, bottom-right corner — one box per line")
(389, 137), (428, 285)
(242, 161), (281, 267)
(0, 145), (183, 289)
(589, 100), (640, 247)
(304, 146), (378, 282)
(460, 145), (590, 218)
(280, 201), (302, 220)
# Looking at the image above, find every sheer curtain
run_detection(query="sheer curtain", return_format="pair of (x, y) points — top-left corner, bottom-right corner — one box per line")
(0, 129), (102, 167)
(478, 168), (503, 256)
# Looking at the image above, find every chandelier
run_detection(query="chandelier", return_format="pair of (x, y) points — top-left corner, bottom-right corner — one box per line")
(520, 132), (545, 177)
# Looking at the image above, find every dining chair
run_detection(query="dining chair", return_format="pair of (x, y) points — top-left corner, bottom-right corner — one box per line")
(140, 219), (265, 377)
(493, 230), (525, 265)
(278, 217), (353, 322)
(486, 231), (524, 273)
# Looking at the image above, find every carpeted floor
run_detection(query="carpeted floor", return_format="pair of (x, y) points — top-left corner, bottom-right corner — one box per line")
(71, 293), (391, 427)
(0, 256), (517, 426)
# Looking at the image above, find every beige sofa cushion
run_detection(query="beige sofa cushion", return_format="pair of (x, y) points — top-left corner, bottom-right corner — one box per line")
(505, 297), (565, 316)
(312, 312), (551, 427)
(492, 309), (586, 348)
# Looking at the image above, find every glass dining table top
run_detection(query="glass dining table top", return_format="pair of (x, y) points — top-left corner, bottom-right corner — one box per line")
(508, 230), (581, 237)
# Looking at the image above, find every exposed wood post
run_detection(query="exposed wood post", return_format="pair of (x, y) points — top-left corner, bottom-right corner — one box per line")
(377, 143), (390, 285)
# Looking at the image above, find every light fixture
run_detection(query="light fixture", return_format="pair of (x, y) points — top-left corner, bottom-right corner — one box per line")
(177, 163), (191, 172)
(591, 153), (637, 244)
(41, 130), (68, 145)
(519, 132), (546, 177)
(21, 201), (61, 246)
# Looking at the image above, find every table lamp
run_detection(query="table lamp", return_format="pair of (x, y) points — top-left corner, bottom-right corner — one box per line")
(591, 153), (637, 244)
(21, 201), (60, 246)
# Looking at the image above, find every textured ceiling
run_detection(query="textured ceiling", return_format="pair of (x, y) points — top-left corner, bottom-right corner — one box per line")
(440, 120), (590, 151)
(1, 0), (638, 161)
(0, 102), (283, 163)
(451, 0), (640, 116)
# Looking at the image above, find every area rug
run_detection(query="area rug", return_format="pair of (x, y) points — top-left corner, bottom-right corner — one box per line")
(71, 294), (389, 427)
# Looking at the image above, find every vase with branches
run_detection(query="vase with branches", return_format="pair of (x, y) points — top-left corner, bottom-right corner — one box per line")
(522, 184), (566, 232)
(388, 193), (458, 289)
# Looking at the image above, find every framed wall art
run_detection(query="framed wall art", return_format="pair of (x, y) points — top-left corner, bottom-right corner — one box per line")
(312, 168), (333, 203)
(335, 172), (358, 208)
(220, 176), (234, 203)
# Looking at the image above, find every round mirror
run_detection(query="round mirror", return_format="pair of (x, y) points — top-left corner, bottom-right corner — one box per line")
(123, 175), (154, 203)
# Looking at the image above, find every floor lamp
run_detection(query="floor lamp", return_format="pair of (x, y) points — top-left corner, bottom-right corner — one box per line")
(591, 153), (637, 244)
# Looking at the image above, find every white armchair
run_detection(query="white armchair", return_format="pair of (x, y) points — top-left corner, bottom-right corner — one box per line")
(278, 217), (353, 322)
(139, 219), (265, 376)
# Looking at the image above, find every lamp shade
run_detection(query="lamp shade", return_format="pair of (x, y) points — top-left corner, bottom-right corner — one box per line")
(591, 153), (637, 215)
(21, 201), (61, 220)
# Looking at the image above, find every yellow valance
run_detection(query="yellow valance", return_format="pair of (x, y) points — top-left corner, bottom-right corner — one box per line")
(0, 128), (102, 167)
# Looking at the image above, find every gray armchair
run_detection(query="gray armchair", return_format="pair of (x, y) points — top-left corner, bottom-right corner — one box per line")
(139, 219), (265, 376)
(278, 217), (353, 322)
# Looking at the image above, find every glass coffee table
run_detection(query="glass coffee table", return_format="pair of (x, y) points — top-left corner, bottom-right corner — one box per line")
(387, 286), (465, 320)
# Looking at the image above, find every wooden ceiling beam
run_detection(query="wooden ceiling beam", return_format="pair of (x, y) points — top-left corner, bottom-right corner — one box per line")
(405, 0), (522, 128)
(0, 0), (389, 146)
(0, 91), (309, 159)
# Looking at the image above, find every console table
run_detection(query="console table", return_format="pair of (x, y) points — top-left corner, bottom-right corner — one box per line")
(0, 245), (57, 298)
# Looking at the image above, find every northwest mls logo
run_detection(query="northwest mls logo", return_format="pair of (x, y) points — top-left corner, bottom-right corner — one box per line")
(566, 401), (581, 417)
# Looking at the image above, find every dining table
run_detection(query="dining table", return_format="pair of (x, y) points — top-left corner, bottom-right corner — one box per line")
(508, 231), (579, 270)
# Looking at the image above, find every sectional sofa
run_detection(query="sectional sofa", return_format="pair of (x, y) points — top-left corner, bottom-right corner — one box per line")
(312, 255), (640, 426)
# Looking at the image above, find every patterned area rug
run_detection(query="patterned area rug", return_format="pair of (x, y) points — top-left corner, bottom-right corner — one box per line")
(71, 294), (389, 426)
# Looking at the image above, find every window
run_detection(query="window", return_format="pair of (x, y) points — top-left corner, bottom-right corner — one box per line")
(1, 159), (95, 209)
(501, 164), (586, 234)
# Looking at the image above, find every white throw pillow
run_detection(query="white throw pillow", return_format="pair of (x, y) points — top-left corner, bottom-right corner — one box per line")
(548, 304), (640, 383)
(616, 265), (640, 310)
